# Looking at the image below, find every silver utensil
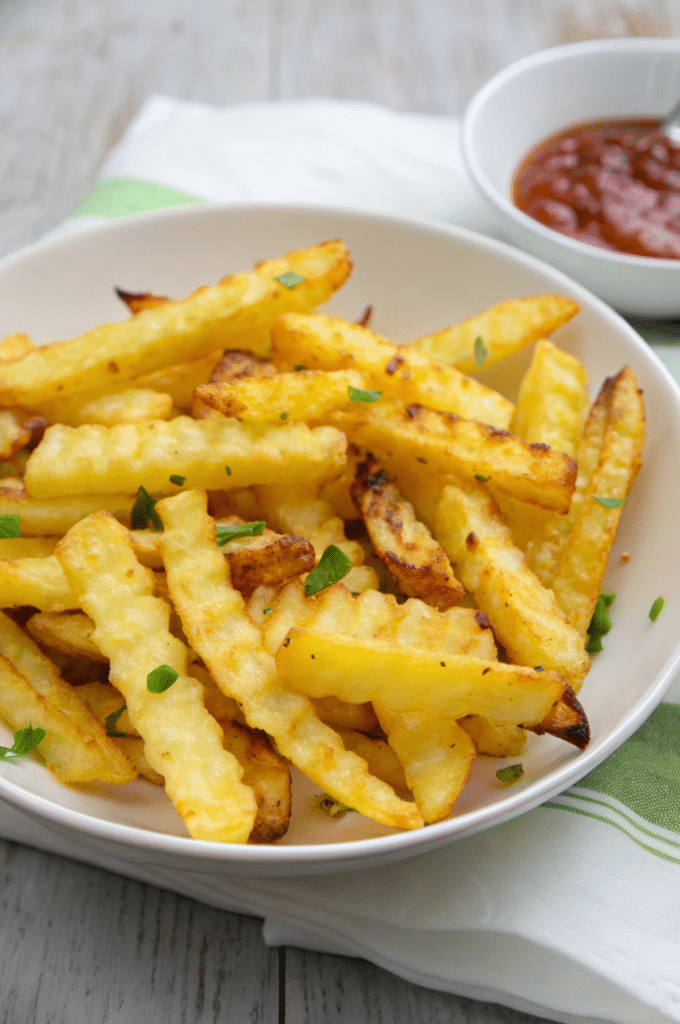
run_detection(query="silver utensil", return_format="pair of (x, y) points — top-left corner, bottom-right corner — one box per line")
(661, 97), (680, 143)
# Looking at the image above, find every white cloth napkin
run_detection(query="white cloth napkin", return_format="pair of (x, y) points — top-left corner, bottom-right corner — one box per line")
(4, 96), (680, 1024)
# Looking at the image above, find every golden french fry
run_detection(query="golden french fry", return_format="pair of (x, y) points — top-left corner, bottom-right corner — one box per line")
(0, 611), (136, 783)
(529, 684), (590, 749)
(0, 241), (352, 409)
(550, 366), (645, 636)
(313, 696), (378, 733)
(335, 728), (408, 794)
(256, 483), (365, 564)
(0, 410), (33, 459)
(25, 417), (346, 498)
(156, 489), (422, 830)
(337, 400), (577, 513)
(492, 338), (589, 556)
(351, 457), (464, 609)
(433, 480), (590, 691)
(0, 555), (78, 611)
(0, 537), (59, 559)
(458, 716), (527, 757)
(0, 485), (138, 536)
(0, 332), (35, 361)
(192, 349), (277, 418)
(25, 610), (107, 662)
(221, 720), (292, 843)
(277, 626), (565, 725)
(196, 368), (366, 421)
(510, 339), (589, 455)
(409, 295), (580, 373)
(131, 519), (316, 592)
(271, 312), (514, 428)
(55, 511), (258, 843)
(521, 373), (614, 585)
(0, 655), (133, 783)
(42, 388), (173, 427)
(373, 707), (476, 823)
(135, 349), (225, 410)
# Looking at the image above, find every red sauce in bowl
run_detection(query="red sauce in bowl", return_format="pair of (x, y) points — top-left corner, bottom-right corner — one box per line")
(512, 118), (680, 259)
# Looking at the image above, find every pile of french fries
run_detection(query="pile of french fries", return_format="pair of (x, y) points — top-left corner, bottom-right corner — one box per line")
(0, 238), (645, 842)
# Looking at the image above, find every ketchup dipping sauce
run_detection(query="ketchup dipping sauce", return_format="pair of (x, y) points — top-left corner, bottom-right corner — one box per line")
(512, 118), (680, 259)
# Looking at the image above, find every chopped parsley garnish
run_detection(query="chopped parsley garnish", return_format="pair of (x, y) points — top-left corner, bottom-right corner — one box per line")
(130, 486), (163, 531)
(309, 792), (353, 817)
(294, 365), (307, 372)
(105, 705), (127, 737)
(474, 474), (490, 483)
(263, 607), (273, 615)
(146, 665), (179, 693)
(225, 465), (232, 476)
(169, 475), (186, 486)
(0, 724), (46, 761)
(496, 763), (524, 785)
(280, 411), (288, 420)
(0, 514), (20, 539)
(649, 596), (665, 622)
(473, 336), (487, 367)
(593, 496), (624, 509)
(275, 272), (305, 289)
(348, 385), (382, 403)
(304, 544), (353, 596)
(586, 591), (616, 653)
(216, 520), (266, 546)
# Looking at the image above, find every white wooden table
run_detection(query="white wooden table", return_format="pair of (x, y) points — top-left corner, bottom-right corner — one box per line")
(1, 2), (678, 1020)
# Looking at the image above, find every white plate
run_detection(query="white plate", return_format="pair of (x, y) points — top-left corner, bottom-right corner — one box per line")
(0, 203), (679, 877)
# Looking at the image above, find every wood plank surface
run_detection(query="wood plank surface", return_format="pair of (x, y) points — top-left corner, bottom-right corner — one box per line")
(0, 1), (676, 1021)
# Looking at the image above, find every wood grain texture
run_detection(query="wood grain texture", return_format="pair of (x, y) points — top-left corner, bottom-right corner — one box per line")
(0, 1), (676, 1021)
(285, 947), (550, 1024)
(0, 840), (278, 1023)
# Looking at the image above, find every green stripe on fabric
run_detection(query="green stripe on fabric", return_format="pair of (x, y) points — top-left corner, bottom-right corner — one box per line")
(73, 177), (207, 219)
(572, 704), (680, 833)
(544, 801), (680, 865)
(560, 791), (680, 850)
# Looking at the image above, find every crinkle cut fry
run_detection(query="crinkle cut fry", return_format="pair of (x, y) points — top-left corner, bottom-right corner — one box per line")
(54, 512), (258, 843)
(156, 488), (423, 831)
(549, 365), (645, 636)
(433, 479), (590, 692)
(0, 240), (352, 409)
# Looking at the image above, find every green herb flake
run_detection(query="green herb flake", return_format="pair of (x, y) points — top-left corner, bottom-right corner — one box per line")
(294, 365), (307, 372)
(0, 724), (46, 761)
(146, 665), (179, 694)
(593, 496), (624, 509)
(348, 385), (382, 403)
(169, 474), (186, 486)
(309, 792), (353, 818)
(280, 411), (288, 420)
(105, 705), (127, 737)
(649, 596), (665, 622)
(474, 474), (490, 483)
(263, 608), (273, 615)
(275, 272), (305, 289)
(215, 520), (266, 546)
(586, 591), (616, 653)
(130, 486), (163, 531)
(0, 514), (20, 539)
(304, 544), (353, 597)
(473, 336), (487, 367)
(496, 763), (524, 785)
(225, 465), (232, 476)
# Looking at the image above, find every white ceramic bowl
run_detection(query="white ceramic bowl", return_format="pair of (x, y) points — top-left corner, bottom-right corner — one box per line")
(0, 203), (679, 876)
(461, 38), (680, 318)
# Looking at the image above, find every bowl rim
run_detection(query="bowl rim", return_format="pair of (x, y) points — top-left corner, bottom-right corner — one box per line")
(461, 36), (680, 272)
(0, 199), (679, 870)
